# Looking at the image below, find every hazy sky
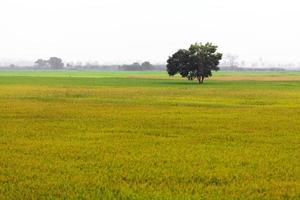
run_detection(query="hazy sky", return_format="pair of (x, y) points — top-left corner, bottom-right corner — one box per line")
(0, 0), (299, 64)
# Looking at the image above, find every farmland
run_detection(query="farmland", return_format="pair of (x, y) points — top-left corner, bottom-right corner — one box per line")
(0, 71), (299, 199)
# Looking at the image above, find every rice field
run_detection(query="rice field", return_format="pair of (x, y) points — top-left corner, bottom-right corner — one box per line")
(0, 70), (299, 199)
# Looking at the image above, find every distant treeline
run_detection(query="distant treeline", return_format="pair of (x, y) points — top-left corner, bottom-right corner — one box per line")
(118, 62), (165, 71)
(0, 57), (166, 71)
(1, 56), (299, 71)
(220, 66), (286, 71)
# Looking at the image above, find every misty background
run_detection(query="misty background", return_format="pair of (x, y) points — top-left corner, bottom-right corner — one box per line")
(0, 0), (299, 69)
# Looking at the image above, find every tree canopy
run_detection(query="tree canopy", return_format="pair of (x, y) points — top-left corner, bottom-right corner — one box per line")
(167, 43), (222, 84)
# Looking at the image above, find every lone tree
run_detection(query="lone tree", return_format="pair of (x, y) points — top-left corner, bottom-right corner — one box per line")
(167, 43), (222, 84)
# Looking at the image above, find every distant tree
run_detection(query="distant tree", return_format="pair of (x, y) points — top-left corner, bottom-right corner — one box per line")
(167, 43), (222, 84)
(132, 62), (140, 66)
(119, 61), (156, 71)
(47, 57), (64, 69)
(225, 54), (238, 68)
(35, 59), (48, 68)
(240, 60), (246, 67)
(75, 62), (83, 67)
(66, 63), (74, 68)
(141, 61), (154, 70)
(121, 62), (141, 71)
(9, 64), (16, 68)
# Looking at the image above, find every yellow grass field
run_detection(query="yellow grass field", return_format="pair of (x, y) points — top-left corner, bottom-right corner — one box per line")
(0, 71), (299, 199)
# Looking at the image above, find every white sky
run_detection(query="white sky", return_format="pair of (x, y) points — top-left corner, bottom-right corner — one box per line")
(0, 0), (299, 64)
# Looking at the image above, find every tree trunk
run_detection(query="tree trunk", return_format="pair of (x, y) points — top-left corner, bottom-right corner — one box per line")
(197, 76), (204, 84)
